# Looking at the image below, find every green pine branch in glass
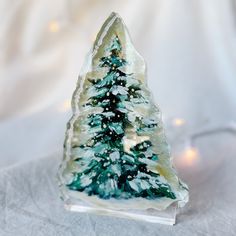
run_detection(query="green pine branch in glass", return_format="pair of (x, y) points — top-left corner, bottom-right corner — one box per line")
(58, 12), (188, 211)
(67, 36), (175, 200)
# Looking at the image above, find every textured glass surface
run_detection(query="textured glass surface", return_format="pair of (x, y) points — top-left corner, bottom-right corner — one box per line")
(58, 12), (188, 223)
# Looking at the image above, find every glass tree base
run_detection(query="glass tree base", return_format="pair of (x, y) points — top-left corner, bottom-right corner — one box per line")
(63, 195), (177, 225)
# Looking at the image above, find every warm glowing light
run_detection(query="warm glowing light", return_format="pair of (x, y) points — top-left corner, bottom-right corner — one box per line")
(58, 99), (71, 112)
(48, 20), (60, 33)
(173, 118), (185, 126)
(181, 147), (199, 166)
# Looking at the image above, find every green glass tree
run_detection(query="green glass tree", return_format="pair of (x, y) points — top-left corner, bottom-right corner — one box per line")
(67, 36), (176, 200)
(58, 13), (188, 222)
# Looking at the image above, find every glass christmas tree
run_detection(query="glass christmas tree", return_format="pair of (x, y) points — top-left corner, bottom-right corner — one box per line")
(58, 12), (188, 225)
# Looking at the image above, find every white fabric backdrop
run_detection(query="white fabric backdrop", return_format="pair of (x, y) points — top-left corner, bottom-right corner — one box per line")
(0, 0), (236, 235)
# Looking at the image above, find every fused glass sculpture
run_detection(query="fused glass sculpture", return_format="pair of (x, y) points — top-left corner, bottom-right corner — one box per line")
(58, 12), (188, 225)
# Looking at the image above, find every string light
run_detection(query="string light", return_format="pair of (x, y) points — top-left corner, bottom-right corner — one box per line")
(172, 118), (185, 127)
(58, 99), (71, 112)
(190, 122), (236, 145)
(177, 146), (199, 167)
(173, 122), (236, 168)
(177, 122), (236, 167)
(48, 20), (60, 33)
(185, 147), (197, 157)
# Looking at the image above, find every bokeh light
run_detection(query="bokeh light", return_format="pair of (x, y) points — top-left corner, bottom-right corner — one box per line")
(48, 20), (60, 33)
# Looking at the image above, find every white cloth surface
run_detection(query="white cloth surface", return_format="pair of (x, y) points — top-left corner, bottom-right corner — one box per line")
(1, 134), (236, 236)
(0, 0), (236, 235)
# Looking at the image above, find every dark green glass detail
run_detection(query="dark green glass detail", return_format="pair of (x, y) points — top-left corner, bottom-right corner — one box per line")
(67, 36), (176, 200)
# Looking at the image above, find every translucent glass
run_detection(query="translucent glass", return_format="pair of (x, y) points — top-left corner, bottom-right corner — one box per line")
(58, 12), (188, 225)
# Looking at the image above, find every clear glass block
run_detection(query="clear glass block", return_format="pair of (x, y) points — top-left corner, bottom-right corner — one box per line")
(62, 191), (177, 225)
(57, 12), (188, 225)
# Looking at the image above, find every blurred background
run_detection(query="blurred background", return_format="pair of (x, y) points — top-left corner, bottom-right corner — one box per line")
(1, 1), (236, 235)
(0, 0), (236, 169)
